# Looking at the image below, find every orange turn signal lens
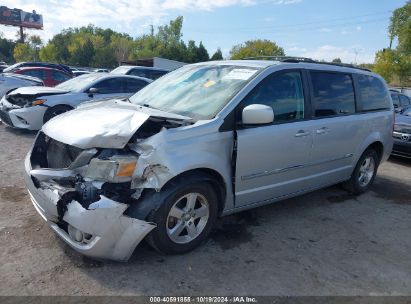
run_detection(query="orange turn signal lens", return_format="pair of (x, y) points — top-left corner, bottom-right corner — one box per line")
(116, 162), (137, 177)
(32, 99), (46, 106)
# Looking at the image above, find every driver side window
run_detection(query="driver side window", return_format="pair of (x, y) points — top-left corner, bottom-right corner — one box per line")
(239, 70), (305, 123)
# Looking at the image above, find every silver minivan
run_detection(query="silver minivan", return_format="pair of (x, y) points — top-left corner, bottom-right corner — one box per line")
(24, 59), (394, 261)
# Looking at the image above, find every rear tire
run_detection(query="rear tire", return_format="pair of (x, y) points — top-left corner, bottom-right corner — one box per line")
(146, 180), (218, 254)
(43, 105), (72, 124)
(342, 149), (379, 195)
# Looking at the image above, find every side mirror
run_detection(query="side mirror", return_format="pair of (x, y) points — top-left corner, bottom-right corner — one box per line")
(88, 87), (99, 95)
(242, 104), (274, 125)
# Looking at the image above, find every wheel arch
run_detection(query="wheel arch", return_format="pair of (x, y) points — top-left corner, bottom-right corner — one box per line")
(164, 168), (227, 215)
(367, 141), (384, 163)
(126, 167), (227, 221)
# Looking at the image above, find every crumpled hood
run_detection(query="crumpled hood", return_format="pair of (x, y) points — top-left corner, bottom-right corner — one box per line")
(8, 86), (69, 96)
(42, 99), (191, 149)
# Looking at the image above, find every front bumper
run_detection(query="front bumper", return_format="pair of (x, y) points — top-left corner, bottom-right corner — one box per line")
(392, 132), (411, 158)
(0, 96), (46, 130)
(392, 140), (411, 158)
(24, 152), (156, 261)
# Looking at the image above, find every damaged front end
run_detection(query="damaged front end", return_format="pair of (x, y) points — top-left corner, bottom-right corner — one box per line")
(24, 101), (194, 261)
(25, 132), (157, 261)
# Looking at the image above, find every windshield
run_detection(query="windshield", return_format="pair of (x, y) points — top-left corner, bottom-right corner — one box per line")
(3, 62), (22, 73)
(129, 64), (261, 120)
(111, 66), (131, 74)
(56, 73), (102, 91)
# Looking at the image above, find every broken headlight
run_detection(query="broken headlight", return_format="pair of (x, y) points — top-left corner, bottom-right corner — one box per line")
(84, 155), (137, 183)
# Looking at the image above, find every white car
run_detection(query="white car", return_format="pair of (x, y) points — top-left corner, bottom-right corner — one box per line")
(0, 73), (152, 130)
(0, 73), (43, 98)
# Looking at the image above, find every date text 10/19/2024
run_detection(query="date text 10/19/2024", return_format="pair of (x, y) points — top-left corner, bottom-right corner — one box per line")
(149, 297), (258, 303)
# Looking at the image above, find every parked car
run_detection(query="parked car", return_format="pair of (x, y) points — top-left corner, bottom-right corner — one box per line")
(3, 62), (73, 76)
(0, 73), (151, 130)
(390, 90), (411, 113)
(73, 70), (91, 77)
(95, 68), (109, 73)
(111, 65), (169, 80)
(392, 105), (411, 158)
(0, 73), (43, 98)
(13, 67), (72, 87)
(24, 59), (393, 261)
(390, 87), (411, 98)
(0, 64), (8, 72)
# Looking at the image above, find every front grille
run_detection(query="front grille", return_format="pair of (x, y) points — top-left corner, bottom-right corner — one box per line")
(47, 138), (83, 169)
(0, 109), (13, 126)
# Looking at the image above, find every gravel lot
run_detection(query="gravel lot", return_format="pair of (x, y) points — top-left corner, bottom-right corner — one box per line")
(0, 122), (410, 296)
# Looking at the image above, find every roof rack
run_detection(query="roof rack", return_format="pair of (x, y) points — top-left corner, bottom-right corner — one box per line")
(242, 56), (316, 63)
(241, 56), (371, 72)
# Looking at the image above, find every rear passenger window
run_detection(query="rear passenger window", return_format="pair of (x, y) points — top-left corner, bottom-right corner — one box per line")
(240, 71), (305, 123)
(310, 72), (355, 117)
(23, 70), (45, 80)
(399, 95), (410, 107)
(357, 75), (390, 111)
(52, 71), (70, 82)
(125, 79), (147, 93)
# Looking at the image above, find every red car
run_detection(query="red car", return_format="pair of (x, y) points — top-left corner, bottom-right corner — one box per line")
(13, 67), (72, 87)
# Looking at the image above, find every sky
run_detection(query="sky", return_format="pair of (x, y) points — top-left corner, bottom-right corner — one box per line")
(0, 0), (408, 63)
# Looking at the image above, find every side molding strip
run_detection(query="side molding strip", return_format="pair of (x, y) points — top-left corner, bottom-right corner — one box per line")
(241, 153), (353, 181)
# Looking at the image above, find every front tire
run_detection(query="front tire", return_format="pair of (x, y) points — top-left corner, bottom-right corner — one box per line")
(43, 105), (72, 124)
(146, 181), (218, 254)
(343, 149), (379, 194)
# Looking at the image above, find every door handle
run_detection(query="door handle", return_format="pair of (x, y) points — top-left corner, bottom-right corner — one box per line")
(316, 127), (329, 135)
(295, 130), (311, 137)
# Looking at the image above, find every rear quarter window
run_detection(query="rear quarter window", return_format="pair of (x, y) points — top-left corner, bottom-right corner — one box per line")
(357, 74), (390, 111)
(310, 71), (356, 117)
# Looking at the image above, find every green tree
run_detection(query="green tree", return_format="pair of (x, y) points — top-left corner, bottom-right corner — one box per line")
(111, 36), (133, 64)
(230, 39), (285, 59)
(388, 1), (411, 49)
(374, 49), (397, 83)
(186, 40), (199, 63)
(92, 45), (117, 68)
(78, 38), (95, 66)
(13, 43), (33, 62)
(332, 58), (342, 63)
(211, 48), (223, 60)
(374, 1), (411, 86)
(24, 17), (213, 67)
(196, 41), (209, 62)
(0, 36), (16, 63)
(39, 43), (58, 62)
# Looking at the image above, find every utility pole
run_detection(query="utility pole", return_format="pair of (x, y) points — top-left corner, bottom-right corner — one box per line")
(19, 26), (24, 43)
